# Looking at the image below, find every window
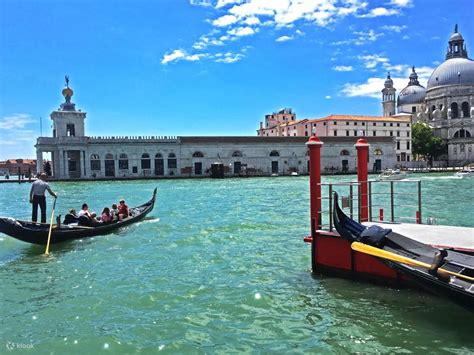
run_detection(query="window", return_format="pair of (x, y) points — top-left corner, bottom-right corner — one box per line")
(354, 130), (357, 136)
(374, 149), (383, 156)
(346, 130), (349, 136)
(390, 123), (393, 127)
(461, 102), (470, 117)
(407, 123), (410, 127)
(340, 150), (350, 156)
(323, 122), (326, 126)
(346, 122), (349, 126)
(119, 153), (128, 170)
(141, 153), (151, 169)
(105, 153), (114, 160)
(397, 155), (400, 161)
(451, 102), (459, 118)
(397, 131), (400, 137)
(334, 121), (337, 125)
(397, 141), (400, 150)
(232, 151), (243, 157)
(90, 154), (100, 171)
(383, 123), (386, 127)
(362, 122), (365, 126)
(333, 131), (337, 136)
(397, 123), (400, 127)
(407, 155), (410, 162)
(354, 122), (358, 126)
(192, 151), (204, 158)
(373, 131), (376, 136)
(168, 153), (177, 169)
(66, 124), (75, 137)
(373, 122), (376, 126)
(407, 131), (410, 137)
(390, 131), (393, 136)
(412, 106), (416, 113)
(454, 129), (471, 138)
(407, 141), (410, 150)
(132, 166), (138, 173)
(270, 150), (280, 157)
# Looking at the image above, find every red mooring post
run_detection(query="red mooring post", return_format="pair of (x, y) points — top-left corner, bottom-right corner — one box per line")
(355, 138), (370, 222)
(307, 136), (324, 234)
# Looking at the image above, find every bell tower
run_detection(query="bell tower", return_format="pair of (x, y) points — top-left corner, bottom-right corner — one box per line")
(446, 24), (468, 60)
(382, 73), (396, 117)
(50, 76), (86, 137)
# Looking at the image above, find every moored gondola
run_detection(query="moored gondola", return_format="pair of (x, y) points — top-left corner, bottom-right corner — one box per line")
(333, 192), (474, 311)
(0, 188), (157, 245)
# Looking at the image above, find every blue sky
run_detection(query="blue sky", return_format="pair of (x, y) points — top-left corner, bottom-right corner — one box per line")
(0, 0), (472, 159)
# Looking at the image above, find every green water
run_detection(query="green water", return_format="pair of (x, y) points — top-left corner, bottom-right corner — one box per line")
(0, 174), (473, 354)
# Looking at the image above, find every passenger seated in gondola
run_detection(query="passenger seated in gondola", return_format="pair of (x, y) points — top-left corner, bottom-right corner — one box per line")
(100, 207), (112, 223)
(110, 203), (119, 221)
(63, 209), (79, 225)
(118, 199), (129, 220)
(78, 203), (98, 226)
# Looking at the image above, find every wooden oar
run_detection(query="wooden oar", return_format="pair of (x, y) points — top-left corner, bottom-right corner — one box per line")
(44, 197), (57, 256)
(351, 242), (474, 282)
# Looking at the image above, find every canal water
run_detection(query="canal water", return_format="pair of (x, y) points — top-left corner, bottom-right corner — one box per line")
(0, 174), (473, 353)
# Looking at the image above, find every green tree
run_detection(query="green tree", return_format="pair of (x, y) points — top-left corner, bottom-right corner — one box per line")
(412, 122), (447, 164)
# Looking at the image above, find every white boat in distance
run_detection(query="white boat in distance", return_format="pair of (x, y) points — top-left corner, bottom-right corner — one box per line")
(377, 169), (407, 181)
(455, 168), (474, 178)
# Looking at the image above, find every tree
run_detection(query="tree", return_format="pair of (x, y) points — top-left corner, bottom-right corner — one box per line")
(412, 122), (447, 164)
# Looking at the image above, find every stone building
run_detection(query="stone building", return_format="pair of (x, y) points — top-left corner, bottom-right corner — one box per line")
(395, 25), (474, 165)
(35, 84), (398, 179)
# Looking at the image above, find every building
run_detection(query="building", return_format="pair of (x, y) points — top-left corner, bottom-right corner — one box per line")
(0, 159), (37, 176)
(35, 82), (398, 179)
(257, 114), (412, 163)
(396, 25), (474, 165)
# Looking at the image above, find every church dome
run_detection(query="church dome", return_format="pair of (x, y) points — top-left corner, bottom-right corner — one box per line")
(384, 73), (393, 88)
(427, 57), (474, 89)
(398, 85), (426, 106)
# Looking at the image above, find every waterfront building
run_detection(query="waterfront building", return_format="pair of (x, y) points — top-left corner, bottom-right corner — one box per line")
(35, 84), (397, 179)
(0, 159), (36, 176)
(257, 114), (412, 163)
(396, 25), (474, 165)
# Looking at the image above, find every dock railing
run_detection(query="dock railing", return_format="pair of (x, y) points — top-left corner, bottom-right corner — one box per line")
(317, 179), (422, 232)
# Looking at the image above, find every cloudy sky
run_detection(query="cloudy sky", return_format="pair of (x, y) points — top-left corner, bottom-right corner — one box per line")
(0, 0), (472, 159)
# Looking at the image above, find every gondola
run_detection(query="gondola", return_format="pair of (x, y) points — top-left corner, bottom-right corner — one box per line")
(0, 188), (157, 245)
(332, 192), (474, 310)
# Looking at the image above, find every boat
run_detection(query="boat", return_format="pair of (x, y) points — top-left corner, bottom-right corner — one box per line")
(290, 172), (299, 176)
(455, 168), (474, 178)
(0, 188), (157, 245)
(332, 192), (474, 310)
(377, 169), (407, 181)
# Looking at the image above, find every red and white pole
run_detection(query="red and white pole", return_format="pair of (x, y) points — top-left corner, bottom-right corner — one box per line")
(307, 136), (324, 234)
(355, 138), (370, 223)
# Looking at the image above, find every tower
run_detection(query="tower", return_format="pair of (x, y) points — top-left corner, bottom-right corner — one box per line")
(50, 76), (86, 137)
(382, 73), (396, 117)
(446, 24), (468, 60)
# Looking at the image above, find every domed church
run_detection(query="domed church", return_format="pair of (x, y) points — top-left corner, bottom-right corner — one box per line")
(383, 25), (474, 166)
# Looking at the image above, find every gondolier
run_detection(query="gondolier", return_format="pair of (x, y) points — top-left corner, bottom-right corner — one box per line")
(29, 173), (57, 223)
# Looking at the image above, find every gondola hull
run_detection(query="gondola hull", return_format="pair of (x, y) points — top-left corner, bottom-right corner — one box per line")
(332, 192), (474, 310)
(0, 188), (157, 245)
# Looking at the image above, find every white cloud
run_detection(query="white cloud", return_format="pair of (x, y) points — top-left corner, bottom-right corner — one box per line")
(402, 35), (409, 40)
(214, 52), (245, 63)
(389, 0), (412, 7)
(359, 7), (399, 17)
(0, 114), (33, 129)
(227, 26), (256, 37)
(213, 14), (239, 27)
(190, 0), (212, 7)
(381, 25), (407, 33)
(341, 65), (434, 98)
(243, 16), (261, 25)
(215, 0), (243, 8)
(333, 65), (354, 72)
(333, 29), (383, 46)
(325, 95), (332, 99)
(358, 54), (389, 69)
(161, 49), (207, 64)
(276, 35), (293, 42)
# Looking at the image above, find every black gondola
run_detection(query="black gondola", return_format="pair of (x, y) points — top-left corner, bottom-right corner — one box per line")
(332, 192), (474, 310)
(0, 188), (157, 245)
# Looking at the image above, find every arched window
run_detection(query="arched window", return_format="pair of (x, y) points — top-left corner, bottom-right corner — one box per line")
(340, 150), (350, 156)
(232, 150), (243, 157)
(105, 153), (114, 160)
(90, 154), (100, 171)
(168, 153), (177, 169)
(269, 150), (280, 157)
(155, 153), (163, 158)
(461, 102), (470, 118)
(141, 153), (151, 169)
(374, 149), (383, 156)
(454, 129), (471, 138)
(119, 153), (128, 170)
(154, 153), (164, 175)
(451, 102), (459, 118)
(192, 151), (204, 158)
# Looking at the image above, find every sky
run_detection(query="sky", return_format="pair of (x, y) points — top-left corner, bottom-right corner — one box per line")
(0, 0), (473, 159)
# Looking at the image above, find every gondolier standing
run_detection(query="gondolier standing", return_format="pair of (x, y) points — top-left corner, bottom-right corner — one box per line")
(29, 173), (57, 223)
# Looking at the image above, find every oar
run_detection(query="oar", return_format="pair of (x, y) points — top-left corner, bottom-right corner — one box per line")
(44, 197), (57, 256)
(351, 242), (474, 282)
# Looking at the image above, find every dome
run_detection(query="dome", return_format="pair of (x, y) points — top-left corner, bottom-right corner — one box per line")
(397, 85), (426, 106)
(450, 32), (463, 41)
(384, 73), (393, 88)
(427, 57), (474, 89)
